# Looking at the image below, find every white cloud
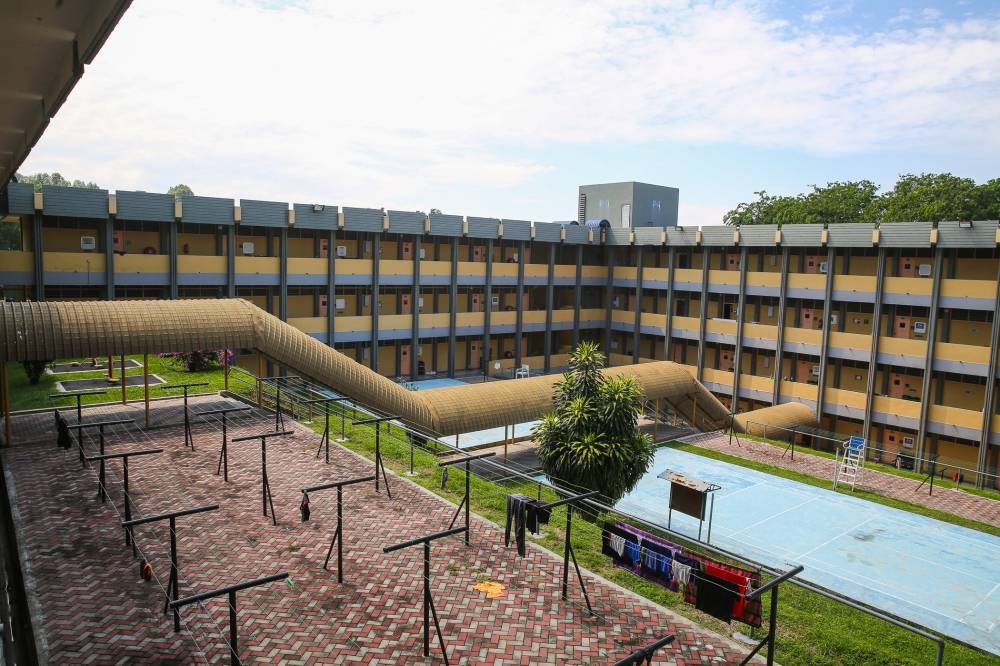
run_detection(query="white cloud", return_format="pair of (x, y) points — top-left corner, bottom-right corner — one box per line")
(22, 0), (1000, 219)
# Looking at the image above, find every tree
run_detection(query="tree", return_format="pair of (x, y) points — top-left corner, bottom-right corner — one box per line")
(15, 172), (99, 192)
(880, 173), (982, 222)
(167, 184), (194, 198)
(0, 219), (21, 251)
(533, 342), (655, 506)
(21, 361), (49, 385)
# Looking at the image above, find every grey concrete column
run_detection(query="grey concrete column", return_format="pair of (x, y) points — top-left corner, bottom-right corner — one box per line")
(976, 259), (1000, 487)
(862, 247), (887, 441)
(226, 226), (236, 298)
(731, 247), (750, 407)
(278, 228), (288, 321)
(370, 232), (381, 373)
(632, 247), (643, 365)
(168, 221), (178, 299)
(327, 230), (336, 347)
(814, 245), (836, 421)
(32, 212), (44, 300)
(772, 247), (791, 405)
(663, 246), (676, 362)
(482, 239), (494, 371)
(104, 216), (115, 300)
(573, 245), (582, 348)
(544, 243), (556, 372)
(603, 247), (615, 357)
(448, 239), (458, 377)
(696, 247), (710, 382)
(914, 246), (944, 471)
(515, 240), (526, 367)
(411, 236), (421, 378)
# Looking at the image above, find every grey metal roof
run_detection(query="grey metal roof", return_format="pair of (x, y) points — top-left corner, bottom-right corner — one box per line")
(633, 227), (664, 246)
(387, 210), (425, 235)
(936, 220), (997, 248)
(501, 219), (531, 241)
(827, 223), (875, 247)
(116, 191), (175, 223)
(429, 213), (464, 237)
(564, 225), (590, 244)
(533, 222), (563, 243)
(739, 225), (778, 247)
(240, 199), (288, 228)
(180, 195), (235, 226)
(701, 226), (737, 246)
(293, 203), (339, 230)
(879, 222), (932, 248)
(42, 185), (108, 219)
(342, 207), (384, 233)
(467, 217), (500, 239)
(779, 224), (823, 247)
(6, 182), (35, 215)
(606, 228), (631, 245)
(665, 227), (699, 246)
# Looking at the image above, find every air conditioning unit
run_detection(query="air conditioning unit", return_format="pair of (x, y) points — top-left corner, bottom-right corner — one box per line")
(491, 296), (499, 306)
(902, 436), (914, 448)
(242, 242), (255, 256)
(417, 297), (424, 309)
(811, 365), (821, 377)
(335, 298), (346, 310)
(419, 248), (426, 259)
(80, 236), (97, 251)
(819, 261), (829, 274)
(830, 313), (839, 326)
(918, 264), (932, 277)
(512, 253), (519, 262)
(912, 321), (927, 335)
(336, 245), (348, 257)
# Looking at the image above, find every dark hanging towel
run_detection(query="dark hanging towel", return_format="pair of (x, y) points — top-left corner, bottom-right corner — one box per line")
(505, 493), (532, 557)
(694, 571), (740, 623)
(525, 499), (551, 534)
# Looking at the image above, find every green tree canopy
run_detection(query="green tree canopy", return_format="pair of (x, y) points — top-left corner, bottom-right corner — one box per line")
(533, 341), (655, 506)
(725, 173), (999, 225)
(167, 184), (194, 198)
(15, 172), (99, 192)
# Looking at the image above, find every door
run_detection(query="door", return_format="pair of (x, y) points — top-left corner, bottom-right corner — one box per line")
(401, 344), (411, 375)
(402, 243), (413, 260)
(470, 341), (481, 370)
(894, 316), (910, 339)
(720, 350), (733, 372)
(401, 294), (411, 314)
(888, 372), (905, 398)
(473, 245), (485, 262)
(318, 294), (328, 316)
(319, 238), (329, 258)
(671, 342), (684, 364)
(472, 293), (482, 312)
(621, 204), (631, 228)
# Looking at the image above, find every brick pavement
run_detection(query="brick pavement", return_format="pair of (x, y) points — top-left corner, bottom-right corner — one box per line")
(4, 398), (761, 665)
(679, 431), (1000, 528)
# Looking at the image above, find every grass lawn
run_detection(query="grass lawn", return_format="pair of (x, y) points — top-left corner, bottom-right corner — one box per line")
(4, 356), (227, 413)
(304, 411), (994, 666)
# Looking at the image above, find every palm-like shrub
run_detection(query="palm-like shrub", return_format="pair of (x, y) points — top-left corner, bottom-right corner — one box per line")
(534, 341), (655, 506)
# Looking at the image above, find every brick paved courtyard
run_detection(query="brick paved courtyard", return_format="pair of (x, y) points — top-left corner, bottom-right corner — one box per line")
(3, 397), (759, 665)
(679, 431), (1000, 528)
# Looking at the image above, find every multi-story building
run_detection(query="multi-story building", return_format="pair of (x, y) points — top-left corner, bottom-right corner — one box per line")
(1, 181), (998, 489)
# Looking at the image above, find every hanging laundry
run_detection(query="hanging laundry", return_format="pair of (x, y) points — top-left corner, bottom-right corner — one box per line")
(525, 499), (551, 534)
(694, 570), (740, 623)
(703, 559), (762, 627)
(505, 493), (532, 557)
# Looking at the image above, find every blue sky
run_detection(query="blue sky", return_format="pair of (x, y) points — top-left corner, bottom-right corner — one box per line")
(22, 0), (1000, 225)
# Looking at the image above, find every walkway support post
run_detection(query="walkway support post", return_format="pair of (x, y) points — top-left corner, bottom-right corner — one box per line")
(120, 353), (127, 404)
(143, 354), (150, 427)
(1, 363), (10, 445)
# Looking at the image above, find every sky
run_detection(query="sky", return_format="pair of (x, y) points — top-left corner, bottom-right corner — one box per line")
(21, 0), (1000, 226)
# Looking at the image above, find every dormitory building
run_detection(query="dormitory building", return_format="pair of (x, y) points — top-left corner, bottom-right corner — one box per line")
(1, 180), (998, 489)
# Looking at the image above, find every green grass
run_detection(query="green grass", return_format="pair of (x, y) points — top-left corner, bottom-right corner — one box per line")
(5, 356), (228, 413)
(671, 442), (1000, 538)
(730, 431), (1000, 501)
(303, 413), (995, 666)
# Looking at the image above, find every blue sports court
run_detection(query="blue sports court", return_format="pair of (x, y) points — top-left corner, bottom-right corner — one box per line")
(615, 447), (1000, 655)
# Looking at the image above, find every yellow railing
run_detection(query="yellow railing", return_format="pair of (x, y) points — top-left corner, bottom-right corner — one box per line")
(44, 251), (105, 273)
(235, 256), (279, 274)
(640, 312), (666, 329)
(707, 270), (739, 286)
(702, 368), (735, 386)
(288, 257), (327, 275)
(643, 267), (668, 282)
(456, 312), (485, 327)
(523, 310), (547, 325)
(287, 316), (327, 334)
(333, 316), (370, 333)
(940, 279), (996, 300)
(741, 375), (775, 395)
(611, 310), (633, 325)
(492, 263), (517, 278)
(872, 396), (921, 419)
(746, 272), (780, 288)
(781, 381), (819, 401)
(554, 265), (575, 279)
(579, 308), (606, 321)
(491, 311), (517, 326)
(935, 341), (990, 365)
(552, 310), (574, 324)
(884, 277), (932, 297)
(614, 266), (638, 281)
(421, 260), (451, 277)
(115, 254), (169, 273)
(673, 268), (703, 283)
(824, 387), (867, 410)
(380, 259), (413, 277)
(833, 275), (876, 293)
(1, 251), (33, 271)
(581, 265), (607, 280)
(705, 319), (737, 336)
(524, 264), (548, 279)
(457, 261), (486, 278)
(743, 323), (778, 341)
(786, 274), (825, 290)
(672, 316), (700, 332)
(878, 337), (927, 358)
(178, 255), (225, 274)
(379, 314), (411, 331)
(337, 258), (373, 276)
(784, 327), (822, 345)
(828, 331), (870, 352)
(927, 405), (983, 430)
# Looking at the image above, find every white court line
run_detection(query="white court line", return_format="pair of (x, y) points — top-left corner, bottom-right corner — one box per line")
(727, 492), (823, 537)
(793, 516), (877, 560)
(960, 581), (1000, 627)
